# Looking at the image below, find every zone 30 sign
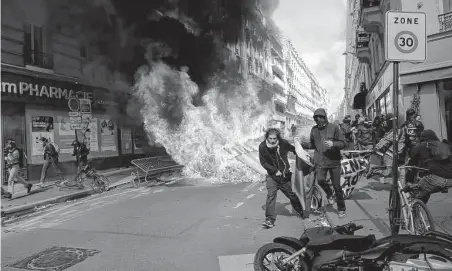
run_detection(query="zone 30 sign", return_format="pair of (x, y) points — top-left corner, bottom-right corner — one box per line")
(385, 11), (426, 62)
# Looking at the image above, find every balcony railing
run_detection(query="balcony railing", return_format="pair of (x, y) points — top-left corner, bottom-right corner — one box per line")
(362, 0), (381, 8)
(24, 50), (54, 69)
(439, 12), (452, 32)
(356, 32), (370, 48)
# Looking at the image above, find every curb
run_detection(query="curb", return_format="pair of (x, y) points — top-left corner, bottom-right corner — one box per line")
(1, 190), (95, 218)
(1, 168), (135, 218)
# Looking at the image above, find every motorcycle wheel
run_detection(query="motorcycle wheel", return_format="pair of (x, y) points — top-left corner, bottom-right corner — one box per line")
(254, 243), (309, 271)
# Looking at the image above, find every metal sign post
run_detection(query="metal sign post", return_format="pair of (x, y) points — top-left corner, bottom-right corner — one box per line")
(385, 10), (426, 235)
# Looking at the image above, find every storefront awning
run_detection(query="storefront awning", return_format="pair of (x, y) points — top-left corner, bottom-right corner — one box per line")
(400, 67), (452, 85)
(352, 92), (367, 110)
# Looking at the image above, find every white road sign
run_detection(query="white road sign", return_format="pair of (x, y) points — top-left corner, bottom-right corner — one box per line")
(385, 11), (426, 62)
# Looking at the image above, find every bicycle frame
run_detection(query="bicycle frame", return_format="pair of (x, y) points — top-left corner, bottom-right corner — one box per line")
(395, 165), (431, 234)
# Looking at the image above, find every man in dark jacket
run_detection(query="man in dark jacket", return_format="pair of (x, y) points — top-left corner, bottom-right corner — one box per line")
(301, 108), (347, 217)
(357, 117), (374, 150)
(259, 128), (304, 228)
(340, 115), (354, 150)
(406, 129), (452, 203)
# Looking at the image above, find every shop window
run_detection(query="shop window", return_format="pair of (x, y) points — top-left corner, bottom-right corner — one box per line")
(441, 80), (452, 142)
(23, 22), (53, 69)
(2, 103), (27, 184)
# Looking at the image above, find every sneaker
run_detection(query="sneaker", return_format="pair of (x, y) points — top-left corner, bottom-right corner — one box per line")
(262, 219), (275, 228)
(294, 210), (306, 219)
(2, 192), (12, 199)
(328, 197), (335, 205)
(338, 211), (347, 218)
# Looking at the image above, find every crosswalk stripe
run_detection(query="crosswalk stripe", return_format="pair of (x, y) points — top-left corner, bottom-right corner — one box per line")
(218, 254), (255, 271)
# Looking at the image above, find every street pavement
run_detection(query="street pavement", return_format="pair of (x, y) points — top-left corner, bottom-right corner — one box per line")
(325, 176), (452, 237)
(1, 179), (329, 271)
(1, 168), (134, 215)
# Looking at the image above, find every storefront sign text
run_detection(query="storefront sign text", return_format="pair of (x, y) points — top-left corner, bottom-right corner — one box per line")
(2, 81), (92, 101)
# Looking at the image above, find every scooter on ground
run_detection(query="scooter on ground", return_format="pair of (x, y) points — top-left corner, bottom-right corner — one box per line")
(254, 222), (452, 271)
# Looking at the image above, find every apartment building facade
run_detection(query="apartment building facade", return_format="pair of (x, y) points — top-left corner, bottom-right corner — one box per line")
(344, 0), (452, 141)
(1, 0), (160, 182)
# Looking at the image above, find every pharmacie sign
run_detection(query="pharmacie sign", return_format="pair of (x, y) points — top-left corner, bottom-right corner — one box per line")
(1, 72), (92, 103)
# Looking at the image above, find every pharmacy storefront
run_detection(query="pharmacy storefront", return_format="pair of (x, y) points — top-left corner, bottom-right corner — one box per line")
(1, 71), (158, 182)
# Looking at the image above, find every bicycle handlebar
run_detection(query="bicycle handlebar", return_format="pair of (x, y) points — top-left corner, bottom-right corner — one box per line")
(397, 165), (430, 171)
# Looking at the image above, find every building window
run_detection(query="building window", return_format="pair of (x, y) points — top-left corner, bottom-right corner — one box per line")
(23, 23), (53, 69)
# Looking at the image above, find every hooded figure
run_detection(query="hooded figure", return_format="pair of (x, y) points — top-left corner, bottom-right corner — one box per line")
(301, 108), (347, 216)
(407, 129), (452, 203)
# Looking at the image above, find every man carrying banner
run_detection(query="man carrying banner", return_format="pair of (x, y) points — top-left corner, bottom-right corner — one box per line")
(259, 128), (305, 229)
(301, 108), (347, 217)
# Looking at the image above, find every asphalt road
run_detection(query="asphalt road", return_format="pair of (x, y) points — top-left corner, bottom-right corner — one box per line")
(1, 180), (328, 271)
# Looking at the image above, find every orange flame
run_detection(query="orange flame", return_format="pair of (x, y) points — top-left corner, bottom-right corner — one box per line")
(134, 62), (273, 183)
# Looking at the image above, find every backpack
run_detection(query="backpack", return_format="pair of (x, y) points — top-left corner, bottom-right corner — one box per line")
(427, 141), (452, 161)
(15, 148), (26, 168)
(52, 143), (60, 155)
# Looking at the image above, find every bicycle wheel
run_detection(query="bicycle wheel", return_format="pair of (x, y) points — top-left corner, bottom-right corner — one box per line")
(93, 174), (110, 193)
(410, 199), (436, 235)
(310, 185), (323, 212)
(388, 187), (402, 235)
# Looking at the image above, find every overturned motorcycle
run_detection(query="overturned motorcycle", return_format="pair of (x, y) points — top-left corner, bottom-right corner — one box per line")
(254, 222), (452, 271)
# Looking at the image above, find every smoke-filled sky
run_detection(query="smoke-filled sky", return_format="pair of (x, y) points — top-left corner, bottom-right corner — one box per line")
(273, 0), (347, 115)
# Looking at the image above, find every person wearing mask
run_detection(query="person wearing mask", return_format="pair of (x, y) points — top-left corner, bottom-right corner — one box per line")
(352, 114), (360, 128)
(356, 117), (374, 150)
(340, 115), (354, 150)
(38, 137), (65, 187)
(301, 108), (347, 217)
(406, 129), (452, 204)
(402, 109), (424, 157)
(3, 139), (32, 198)
(259, 128), (305, 228)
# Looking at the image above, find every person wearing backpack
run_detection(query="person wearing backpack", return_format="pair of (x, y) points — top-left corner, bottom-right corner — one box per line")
(2, 139), (32, 198)
(38, 137), (65, 187)
(406, 129), (452, 204)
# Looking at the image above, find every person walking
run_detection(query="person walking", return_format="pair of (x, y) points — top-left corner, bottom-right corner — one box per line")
(3, 139), (32, 198)
(301, 108), (347, 217)
(38, 137), (65, 187)
(259, 128), (305, 228)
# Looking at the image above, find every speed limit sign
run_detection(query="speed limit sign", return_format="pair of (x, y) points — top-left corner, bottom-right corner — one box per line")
(385, 11), (426, 62)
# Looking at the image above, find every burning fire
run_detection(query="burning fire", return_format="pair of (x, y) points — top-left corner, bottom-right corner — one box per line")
(134, 61), (273, 183)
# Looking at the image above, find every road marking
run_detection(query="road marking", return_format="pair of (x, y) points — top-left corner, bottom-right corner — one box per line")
(153, 189), (164, 193)
(246, 194), (255, 199)
(233, 202), (244, 209)
(58, 209), (78, 216)
(242, 182), (259, 192)
(258, 186), (265, 192)
(218, 254), (254, 271)
(10, 189), (138, 230)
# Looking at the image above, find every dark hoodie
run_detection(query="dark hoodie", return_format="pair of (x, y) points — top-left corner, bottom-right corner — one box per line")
(259, 139), (296, 178)
(301, 108), (346, 168)
(408, 129), (452, 178)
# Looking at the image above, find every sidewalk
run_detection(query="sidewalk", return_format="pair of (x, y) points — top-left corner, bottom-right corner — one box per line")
(1, 167), (135, 217)
(324, 176), (452, 238)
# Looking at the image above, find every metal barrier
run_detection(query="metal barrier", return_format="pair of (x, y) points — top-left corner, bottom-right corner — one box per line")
(130, 155), (184, 187)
